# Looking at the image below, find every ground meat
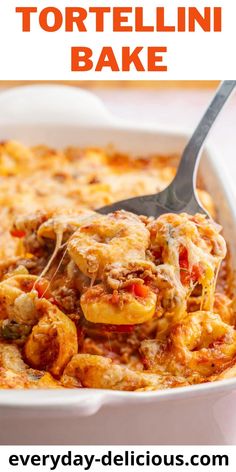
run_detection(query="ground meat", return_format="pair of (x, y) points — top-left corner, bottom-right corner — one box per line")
(103, 261), (157, 291)
(0, 257), (45, 281)
(53, 286), (81, 314)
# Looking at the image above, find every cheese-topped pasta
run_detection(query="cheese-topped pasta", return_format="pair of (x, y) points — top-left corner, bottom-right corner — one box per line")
(0, 140), (234, 391)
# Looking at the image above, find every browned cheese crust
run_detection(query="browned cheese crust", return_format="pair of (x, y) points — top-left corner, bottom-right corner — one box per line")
(0, 141), (234, 391)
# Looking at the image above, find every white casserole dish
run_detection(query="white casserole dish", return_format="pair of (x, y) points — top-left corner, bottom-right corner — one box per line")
(0, 85), (236, 445)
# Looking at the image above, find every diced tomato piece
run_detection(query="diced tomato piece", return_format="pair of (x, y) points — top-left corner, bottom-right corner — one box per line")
(191, 264), (203, 283)
(179, 246), (189, 270)
(10, 229), (26, 238)
(179, 246), (202, 285)
(24, 277), (57, 304)
(180, 270), (190, 285)
(30, 279), (54, 301)
(179, 247), (190, 283)
(34, 279), (52, 299)
(128, 283), (149, 298)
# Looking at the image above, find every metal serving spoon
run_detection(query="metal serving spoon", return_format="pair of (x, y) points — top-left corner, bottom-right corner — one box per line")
(98, 80), (236, 218)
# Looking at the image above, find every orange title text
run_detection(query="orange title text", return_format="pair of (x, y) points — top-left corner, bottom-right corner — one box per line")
(15, 4), (223, 73)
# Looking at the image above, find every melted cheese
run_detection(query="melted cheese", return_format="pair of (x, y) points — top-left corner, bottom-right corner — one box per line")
(0, 141), (234, 391)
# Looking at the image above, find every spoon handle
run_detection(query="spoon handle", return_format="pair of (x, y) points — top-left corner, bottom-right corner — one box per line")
(171, 80), (236, 204)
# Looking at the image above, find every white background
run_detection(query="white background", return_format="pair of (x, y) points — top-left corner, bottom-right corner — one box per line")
(0, 0), (235, 79)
